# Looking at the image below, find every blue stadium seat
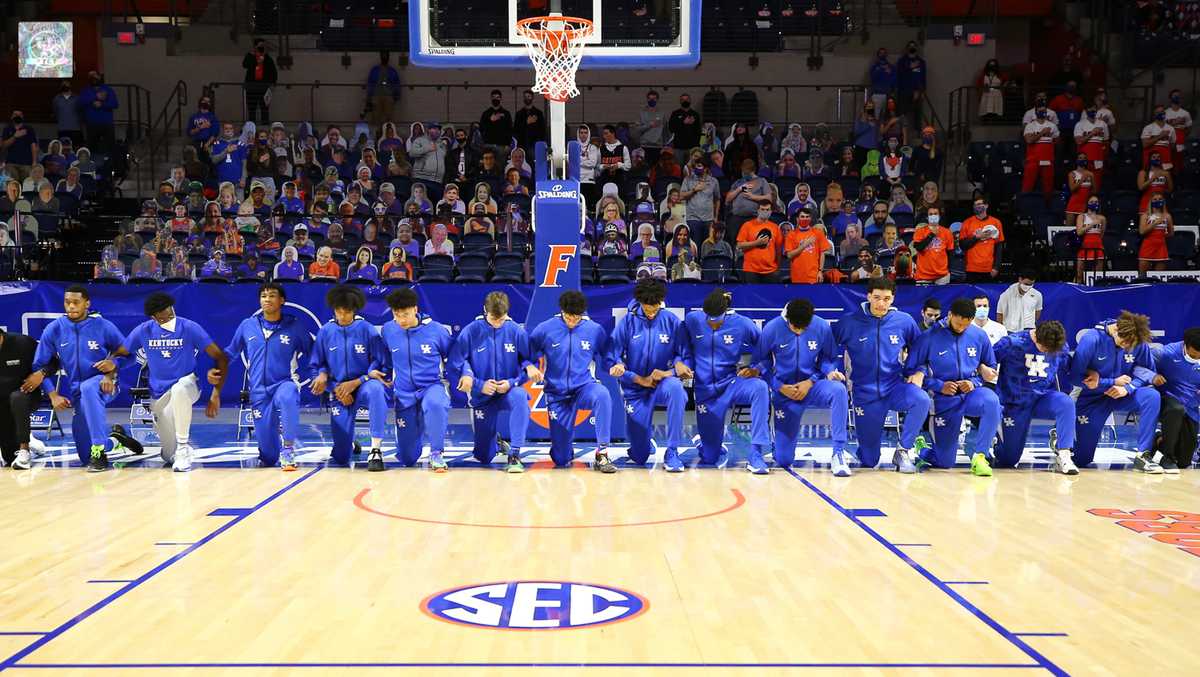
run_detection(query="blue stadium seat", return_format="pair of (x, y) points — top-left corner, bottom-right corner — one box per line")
(597, 254), (632, 284)
(491, 252), (526, 283)
(419, 254), (454, 282)
(700, 253), (736, 283)
(455, 252), (491, 282)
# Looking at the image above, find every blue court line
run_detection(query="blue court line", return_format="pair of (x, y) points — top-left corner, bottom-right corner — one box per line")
(1014, 633), (1070, 638)
(846, 508), (887, 517)
(944, 581), (990, 585)
(206, 507), (251, 517)
(0, 467), (323, 673)
(783, 468), (1069, 677)
(6, 661), (1044, 670)
(85, 580), (133, 584)
(0, 635), (45, 638)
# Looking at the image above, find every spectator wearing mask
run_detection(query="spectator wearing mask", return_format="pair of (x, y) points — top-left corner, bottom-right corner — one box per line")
(668, 93), (702, 164)
(850, 247), (883, 282)
(1165, 89), (1192, 172)
(1138, 194), (1174, 276)
(978, 59), (1005, 120)
(1074, 196), (1106, 283)
(725, 158), (774, 228)
(1, 110), (39, 184)
(1048, 81), (1086, 153)
(1022, 106), (1059, 195)
(853, 102), (879, 168)
(1141, 105), (1177, 171)
(242, 39), (277, 124)
(868, 47), (897, 115)
(636, 90), (666, 163)
(1093, 90), (1116, 129)
(1074, 107), (1110, 190)
(1065, 153), (1097, 222)
(410, 122), (447, 201)
(910, 126), (942, 184)
(911, 205), (952, 285)
(514, 90), (547, 156)
(1022, 92), (1058, 126)
(679, 159), (718, 237)
(51, 81), (83, 148)
(479, 90), (513, 152)
(1137, 152), (1173, 213)
(736, 204), (782, 283)
(187, 96), (219, 158)
(916, 298), (941, 332)
(959, 197), (1004, 282)
(879, 96), (907, 148)
(784, 208), (830, 284)
(996, 271), (1042, 332)
(366, 51), (401, 131)
(80, 71), (118, 153)
(897, 41), (927, 128)
(211, 122), (249, 193)
(444, 127), (477, 187)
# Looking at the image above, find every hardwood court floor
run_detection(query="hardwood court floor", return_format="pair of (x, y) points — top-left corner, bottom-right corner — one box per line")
(1, 464), (1198, 676)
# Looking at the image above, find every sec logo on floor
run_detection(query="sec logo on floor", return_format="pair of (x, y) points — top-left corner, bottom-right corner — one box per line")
(421, 581), (649, 630)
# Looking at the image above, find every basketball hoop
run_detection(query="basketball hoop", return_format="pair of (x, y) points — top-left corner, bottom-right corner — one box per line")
(515, 14), (593, 102)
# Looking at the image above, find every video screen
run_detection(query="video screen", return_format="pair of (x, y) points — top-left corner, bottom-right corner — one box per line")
(18, 22), (74, 78)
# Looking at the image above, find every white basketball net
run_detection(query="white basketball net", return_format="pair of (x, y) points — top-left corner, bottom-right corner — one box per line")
(516, 15), (593, 102)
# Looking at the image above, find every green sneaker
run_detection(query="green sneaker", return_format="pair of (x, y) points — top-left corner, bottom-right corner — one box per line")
(970, 452), (993, 477)
(87, 445), (109, 473)
(505, 453), (525, 474)
(913, 457), (932, 473)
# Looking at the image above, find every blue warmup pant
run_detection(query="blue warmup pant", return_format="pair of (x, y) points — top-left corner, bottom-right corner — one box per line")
(69, 375), (118, 465)
(470, 387), (531, 464)
(394, 386), (451, 467)
(547, 382), (612, 467)
(922, 388), (1002, 468)
(623, 377), (686, 465)
(695, 377), (771, 465)
(772, 380), (849, 467)
(994, 391), (1076, 468)
(1074, 388), (1161, 466)
(852, 383), (930, 468)
(328, 379), (389, 466)
(251, 382), (301, 467)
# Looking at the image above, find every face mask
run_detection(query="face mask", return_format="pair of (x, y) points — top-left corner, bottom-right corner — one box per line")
(1035, 98), (1047, 107)
(1077, 159), (1087, 168)
(888, 140), (899, 149)
(1171, 95), (1182, 104)
(1087, 203), (1100, 212)
(1152, 200), (1165, 209)
(1156, 112), (1166, 121)
(491, 98), (501, 106)
(974, 206), (987, 217)
(908, 47), (917, 55)
(680, 100), (690, 108)
(928, 213), (940, 224)
(797, 217), (812, 229)
(1036, 111), (1047, 120)
(974, 307), (989, 321)
(1151, 158), (1162, 167)
(693, 167), (704, 176)
(1086, 110), (1096, 120)
(864, 108), (874, 116)
(647, 99), (657, 108)
(743, 172), (755, 181)
(11, 116), (23, 125)
(1019, 283), (1033, 293)
(757, 211), (772, 221)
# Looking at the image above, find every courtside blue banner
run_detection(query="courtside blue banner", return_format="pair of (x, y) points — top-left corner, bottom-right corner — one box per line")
(2, 281), (1197, 439)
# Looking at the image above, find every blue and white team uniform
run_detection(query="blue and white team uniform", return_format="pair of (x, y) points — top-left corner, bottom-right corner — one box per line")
(992, 331), (1076, 468)
(1151, 341), (1200, 468)
(122, 316), (216, 465)
(32, 313), (127, 465)
(755, 313), (848, 468)
(449, 315), (533, 464)
(835, 303), (930, 469)
(225, 313), (313, 467)
(1068, 322), (1161, 466)
(678, 309), (770, 469)
(310, 317), (389, 466)
(380, 315), (453, 466)
(528, 314), (612, 468)
(906, 320), (1000, 468)
(606, 302), (687, 467)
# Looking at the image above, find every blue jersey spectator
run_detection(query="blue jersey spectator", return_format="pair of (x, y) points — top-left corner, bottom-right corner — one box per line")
(80, 71), (119, 153)
(187, 96), (220, 148)
(868, 48), (897, 113)
(51, 82), (83, 147)
(211, 123), (249, 187)
(1, 110), (40, 183)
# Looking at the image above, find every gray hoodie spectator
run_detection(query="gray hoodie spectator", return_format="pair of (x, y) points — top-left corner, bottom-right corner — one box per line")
(636, 90), (666, 149)
(409, 122), (447, 185)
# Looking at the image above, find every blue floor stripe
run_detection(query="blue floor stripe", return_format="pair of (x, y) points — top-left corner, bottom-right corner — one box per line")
(206, 508), (251, 517)
(783, 468), (1069, 677)
(0, 467), (323, 673)
(846, 508), (887, 517)
(7, 661), (1044, 670)
(0, 635), (45, 638)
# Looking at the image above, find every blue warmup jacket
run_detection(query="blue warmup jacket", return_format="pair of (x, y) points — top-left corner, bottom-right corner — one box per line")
(32, 313), (125, 393)
(379, 315), (452, 409)
(678, 309), (762, 404)
(993, 330), (1071, 406)
(122, 317), (215, 399)
(528, 315), (609, 400)
(606, 302), (684, 396)
(449, 316), (533, 405)
(755, 313), (839, 394)
(225, 313), (314, 398)
(1154, 341), (1200, 422)
(834, 302), (921, 402)
(310, 317), (383, 383)
(1068, 322), (1157, 397)
(906, 320), (996, 394)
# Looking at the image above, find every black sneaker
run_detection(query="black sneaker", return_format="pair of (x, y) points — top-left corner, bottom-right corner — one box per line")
(1160, 456), (1181, 475)
(1132, 451), (1164, 474)
(109, 425), (144, 456)
(353, 441), (363, 458)
(593, 452), (617, 474)
(88, 448), (109, 473)
(367, 448), (385, 472)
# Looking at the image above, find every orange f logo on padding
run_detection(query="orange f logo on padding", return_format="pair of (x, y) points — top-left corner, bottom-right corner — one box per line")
(541, 244), (577, 288)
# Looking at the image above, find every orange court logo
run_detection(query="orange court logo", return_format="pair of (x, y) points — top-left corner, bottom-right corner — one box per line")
(1088, 509), (1200, 558)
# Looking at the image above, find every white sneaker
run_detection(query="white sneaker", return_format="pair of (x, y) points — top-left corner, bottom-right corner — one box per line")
(27, 436), (45, 457)
(1052, 449), (1079, 476)
(830, 450), (852, 477)
(172, 444), (193, 473)
(12, 449), (32, 470)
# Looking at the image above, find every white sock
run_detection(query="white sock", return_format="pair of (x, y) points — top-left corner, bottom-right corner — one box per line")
(370, 438), (382, 449)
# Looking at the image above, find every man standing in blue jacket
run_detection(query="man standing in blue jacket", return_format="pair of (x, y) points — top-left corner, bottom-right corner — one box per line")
(677, 289), (770, 474)
(528, 291), (615, 473)
(868, 48), (897, 118)
(26, 285), (141, 471)
(80, 71), (119, 154)
(1150, 328), (1200, 472)
(756, 298), (850, 475)
(310, 285), (390, 471)
(992, 321), (1078, 474)
(224, 283), (313, 471)
(450, 291), (537, 474)
(905, 298), (1001, 476)
(835, 276), (929, 473)
(607, 279), (689, 472)
(380, 288), (453, 471)
(122, 292), (227, 472)
(1068, 311), (1162, 473)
